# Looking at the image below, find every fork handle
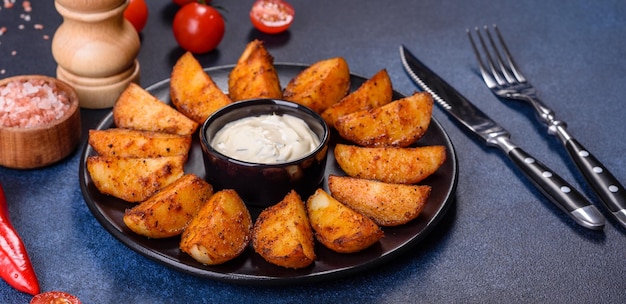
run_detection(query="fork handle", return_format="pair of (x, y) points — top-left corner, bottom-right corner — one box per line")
(563, 137), (626, 224)
(529, 95), (626, 227)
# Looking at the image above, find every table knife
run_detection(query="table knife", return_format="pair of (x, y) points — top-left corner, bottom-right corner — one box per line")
(399, 45), (605, 230)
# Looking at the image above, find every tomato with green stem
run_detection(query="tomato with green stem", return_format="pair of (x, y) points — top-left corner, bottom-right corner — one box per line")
(250, 0), (295, 34)
(173, 1), (225, 54)
(124, 0), (149, 33)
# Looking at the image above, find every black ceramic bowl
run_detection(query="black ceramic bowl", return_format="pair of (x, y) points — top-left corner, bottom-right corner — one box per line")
(200, 99), (330, 207)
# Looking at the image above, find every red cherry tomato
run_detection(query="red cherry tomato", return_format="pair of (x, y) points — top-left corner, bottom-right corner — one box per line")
(172, 0), (210, 6)
(124, 0), (148, 33)
(30, 291), (81, 304)
(250, 0), (295, 34)
(172, 2), (225, 54)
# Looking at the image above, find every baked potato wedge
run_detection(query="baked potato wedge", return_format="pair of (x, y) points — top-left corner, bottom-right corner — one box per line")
(334, 144), (447, 184)
(252, 190), (316, 269)
(86, 155), (186, 202)
(113, 83), (198, 136)
(321, 69), (392, 127)
(88, 128), (192, 159)
(335, 91), (434, 147)
(328, 175), (431, 226)
(123, 174), (213, 238)
(283, 57), (350, 113)
(170, 52), (232, 123)
(180, 189), (253, 265)
(306, 188), (383, 253)
(228, 39), (282, 101)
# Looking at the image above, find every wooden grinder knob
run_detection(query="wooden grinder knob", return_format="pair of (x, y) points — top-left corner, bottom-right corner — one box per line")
(52, 0), (141, 109)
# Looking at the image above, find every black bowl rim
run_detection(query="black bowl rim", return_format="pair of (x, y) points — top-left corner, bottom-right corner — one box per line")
(200, 98), (330, 167)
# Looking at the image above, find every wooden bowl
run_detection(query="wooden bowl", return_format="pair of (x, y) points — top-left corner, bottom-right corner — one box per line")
(0, 75), (81, 169)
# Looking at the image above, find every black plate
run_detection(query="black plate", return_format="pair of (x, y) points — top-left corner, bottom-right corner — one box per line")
(79, 63), (458, 285)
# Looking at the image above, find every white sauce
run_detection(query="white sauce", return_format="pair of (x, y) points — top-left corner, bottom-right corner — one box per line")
(211, 114), (320, 164)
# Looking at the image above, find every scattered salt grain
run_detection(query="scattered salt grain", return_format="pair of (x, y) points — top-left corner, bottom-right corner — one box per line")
(0, 79), (71, 128)
(3, 0), (14, 9)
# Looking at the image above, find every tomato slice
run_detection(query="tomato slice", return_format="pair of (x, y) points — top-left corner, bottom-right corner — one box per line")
(250, 0), (295, 34)
(30, 291), (81, 304)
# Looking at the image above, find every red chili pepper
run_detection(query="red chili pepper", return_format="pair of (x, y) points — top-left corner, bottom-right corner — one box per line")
(0, 183), (40, 295)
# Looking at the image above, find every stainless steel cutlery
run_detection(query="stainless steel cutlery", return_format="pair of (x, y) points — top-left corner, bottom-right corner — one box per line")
(467, 25), (626, 228)
(400, 45), (605, 230)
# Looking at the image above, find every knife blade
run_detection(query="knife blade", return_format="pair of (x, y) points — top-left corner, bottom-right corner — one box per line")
(399, 45), (605, 230)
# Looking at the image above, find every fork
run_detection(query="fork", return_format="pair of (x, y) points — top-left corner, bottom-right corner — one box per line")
(468, 24), (626, 228)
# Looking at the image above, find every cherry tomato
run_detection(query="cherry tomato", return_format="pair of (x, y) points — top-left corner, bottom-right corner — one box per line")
(124, 0), (148, 33)
(250, 0), (295, 34)
(172, 2), (225, 54)
(30, 291), (81, 304)
(172, 0), (210, 6)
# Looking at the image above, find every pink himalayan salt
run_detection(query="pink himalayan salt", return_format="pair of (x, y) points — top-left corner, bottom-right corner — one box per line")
(0, 79), (71, 128)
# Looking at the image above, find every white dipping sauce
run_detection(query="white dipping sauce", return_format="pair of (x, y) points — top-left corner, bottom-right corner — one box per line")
(211, 114), (320, 164)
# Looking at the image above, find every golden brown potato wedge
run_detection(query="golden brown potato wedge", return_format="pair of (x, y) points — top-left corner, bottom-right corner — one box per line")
(228, 40), (282, 101)
(283, 57), (350, 113)
(334, 144), (447, 184)
(170, 52), (232, 123)
(123, 174), (213, 238)
(335, 91), (434, 147)
(321, 69), (393, 127)
(328, 175), (431, 226)
(88, 128), (192, 159)
(306, 188), (383, 253)
(180, 189), (253, 265)
(252, 190), (316, 269)
(86, 155), (186, 202)
(113, 83), (198, 136)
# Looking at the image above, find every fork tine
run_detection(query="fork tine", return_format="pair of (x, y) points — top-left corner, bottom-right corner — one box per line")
(474, 27), (508, 86)
(467, 28), (499, 89)
(484, 26), (517, 84)
(492, 25), (526, 83)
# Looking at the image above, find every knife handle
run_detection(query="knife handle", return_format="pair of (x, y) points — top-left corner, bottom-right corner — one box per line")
(506, 146), (605, 230)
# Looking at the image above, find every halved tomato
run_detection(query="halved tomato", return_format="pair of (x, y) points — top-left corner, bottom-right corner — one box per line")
(30, 291), (81, 304)
(249, 0), (295, 34)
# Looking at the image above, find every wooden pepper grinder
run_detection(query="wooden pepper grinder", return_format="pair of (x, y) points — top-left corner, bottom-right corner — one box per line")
(52, 0), (141, 109)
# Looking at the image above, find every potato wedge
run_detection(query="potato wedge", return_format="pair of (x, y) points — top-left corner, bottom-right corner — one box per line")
(306, 188), (383, 253)
(113, 83), (198, 136)
(123, 174), (213, 238)
(321, 69), (392, 127)
(334, 144), (446, 184)
(335, 91), (434, 147)
(88, 128), (192, 159)
(328, 175), (431, 226)
(86, 155), (186, 202)
(228, 40), (282, 101)
(252, 190), (315, 269)
(170, 52), (232, 123)
(180, 189), (253, 265)
(283, 57), (350, 113)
